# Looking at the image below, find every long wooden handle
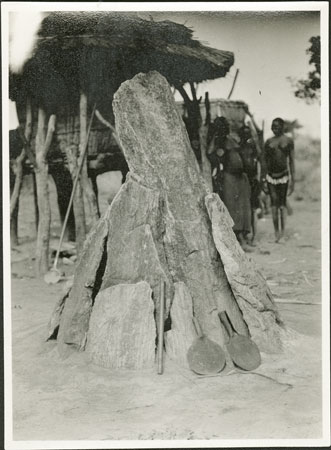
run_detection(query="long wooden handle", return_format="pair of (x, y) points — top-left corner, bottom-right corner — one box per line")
(219, 311), (234, 339)
(192, 316), (203, 338)
(157, 281), (165, 375)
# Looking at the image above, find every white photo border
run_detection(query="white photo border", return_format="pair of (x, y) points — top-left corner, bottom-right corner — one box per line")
(2, 2), (329, 449)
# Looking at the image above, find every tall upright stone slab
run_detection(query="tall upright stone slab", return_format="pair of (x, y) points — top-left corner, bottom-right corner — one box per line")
(53, 71), (287, 370)
(112, 71), (249, 346)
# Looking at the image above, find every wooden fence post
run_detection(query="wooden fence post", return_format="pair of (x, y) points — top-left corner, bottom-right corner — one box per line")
(35, 109), (56, 276)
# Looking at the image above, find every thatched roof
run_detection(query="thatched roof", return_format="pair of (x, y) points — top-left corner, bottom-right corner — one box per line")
(178, 98), (248, 129)
(10, 12), (234, 115)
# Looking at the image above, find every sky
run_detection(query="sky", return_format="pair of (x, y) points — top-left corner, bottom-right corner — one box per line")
(141, 10), (321, 138)
(7, 9), (321, 138)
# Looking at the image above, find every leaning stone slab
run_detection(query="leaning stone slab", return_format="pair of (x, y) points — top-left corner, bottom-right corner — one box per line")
(86, 281), (156, 370)
(205, 193), (286, 353)
(56, 208), (111, 354)
(164, 282), (197, 368)
(101, 175), (174, 328)
(46, 282), (71, 341)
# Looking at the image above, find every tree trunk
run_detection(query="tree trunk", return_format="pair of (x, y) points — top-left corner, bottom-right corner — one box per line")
(79, 93), (99, 226)
(52, 72), (288, 369)
(35, 109), (56, 276)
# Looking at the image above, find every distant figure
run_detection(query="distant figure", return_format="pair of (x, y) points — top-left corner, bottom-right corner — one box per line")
(207, 117), (251, 249)
(239, 125), (261, 244)
(264, 118), (295, 242)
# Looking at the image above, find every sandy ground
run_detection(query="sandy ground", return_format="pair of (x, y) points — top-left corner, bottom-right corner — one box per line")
(8, 173), (324, 443)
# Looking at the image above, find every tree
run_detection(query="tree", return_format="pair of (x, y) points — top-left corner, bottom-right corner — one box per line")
(288, 36), (320, 104)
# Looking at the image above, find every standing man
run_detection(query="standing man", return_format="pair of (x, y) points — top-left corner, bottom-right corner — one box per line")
(263, 118), (295, 242)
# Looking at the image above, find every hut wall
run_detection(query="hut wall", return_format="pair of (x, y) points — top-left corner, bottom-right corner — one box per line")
(177, 99), (248, 139)
(13, 101), (121, 166)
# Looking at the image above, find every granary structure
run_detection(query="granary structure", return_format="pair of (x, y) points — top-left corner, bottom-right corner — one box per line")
(47, 71), (290, 372)
(9, 11), (235, 274)
(8, 12), (291, 373)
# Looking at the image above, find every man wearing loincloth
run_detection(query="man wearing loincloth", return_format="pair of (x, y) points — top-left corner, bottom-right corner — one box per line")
(263, 118), (295, 242)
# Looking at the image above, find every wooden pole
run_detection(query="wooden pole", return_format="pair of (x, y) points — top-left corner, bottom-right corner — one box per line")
(52, 104), (96, 271)
(10, 99), (33, 239)
(204, 92), (211, 126)
(10, 151), (26, 218)
(17, 127), (37, 169)
(35, 109), (56, 276)
(227, 68), (239, 100)
(79, 93), (99, 225)
(199, 92), (213, 191)
(95, 109), (124, 152)
(177, 83), (204, 171)
(64, 114), (86, 253)
(157, 281), (165, 375)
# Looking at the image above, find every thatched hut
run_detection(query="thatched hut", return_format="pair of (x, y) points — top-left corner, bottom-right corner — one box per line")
(9, 11), (234, 275)
(178, 98), (264, 152)
(10, 12), (234, 112)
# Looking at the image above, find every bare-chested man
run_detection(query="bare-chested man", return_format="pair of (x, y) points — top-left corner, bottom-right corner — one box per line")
(263, 118), (295, 242)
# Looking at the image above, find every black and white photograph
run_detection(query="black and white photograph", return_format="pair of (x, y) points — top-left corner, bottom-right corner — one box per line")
(2, 2), (330, 448)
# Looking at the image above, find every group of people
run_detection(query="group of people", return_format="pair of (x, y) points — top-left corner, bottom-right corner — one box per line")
(207, 116), (295, 249)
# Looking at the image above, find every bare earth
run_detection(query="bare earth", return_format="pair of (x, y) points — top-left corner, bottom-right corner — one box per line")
(9, 174), (323, 442)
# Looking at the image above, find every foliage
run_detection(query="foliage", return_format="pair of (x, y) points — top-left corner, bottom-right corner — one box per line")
(294, 134), (321, 202)
(288, 36), (320, 104)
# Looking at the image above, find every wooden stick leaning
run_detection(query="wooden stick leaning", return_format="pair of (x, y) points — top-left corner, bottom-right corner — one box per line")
(227, 68), (240, 100)
(47, 104), (96, 278)
(79, 93), (99, 224)
(157, 281), (165, 374)
(95, 109), (124, 152)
